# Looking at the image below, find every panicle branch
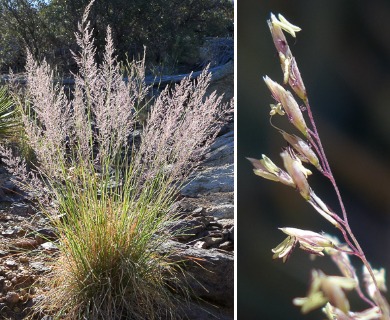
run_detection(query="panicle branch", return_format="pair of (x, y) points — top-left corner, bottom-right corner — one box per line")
(249, 12), (390, 319)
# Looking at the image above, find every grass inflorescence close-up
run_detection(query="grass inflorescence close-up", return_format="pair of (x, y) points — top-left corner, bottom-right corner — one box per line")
(247, 11), (390, 320)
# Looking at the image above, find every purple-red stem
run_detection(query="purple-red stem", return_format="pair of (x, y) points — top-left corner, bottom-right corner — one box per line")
(303, 98), (381, 306)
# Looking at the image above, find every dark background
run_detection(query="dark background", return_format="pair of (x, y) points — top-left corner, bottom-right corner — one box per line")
(238, 1), (390, 319)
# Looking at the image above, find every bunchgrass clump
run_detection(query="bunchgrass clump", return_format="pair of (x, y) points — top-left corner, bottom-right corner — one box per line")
(43, 158), (185, 319)
(0, 1), (230, 319)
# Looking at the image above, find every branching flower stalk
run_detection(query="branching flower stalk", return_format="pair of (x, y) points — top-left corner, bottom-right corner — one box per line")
(249, 13), (390, 319)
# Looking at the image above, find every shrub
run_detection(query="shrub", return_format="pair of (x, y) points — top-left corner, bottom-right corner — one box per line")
(0, 2), (231, 319)
(0, 0), (234, 73)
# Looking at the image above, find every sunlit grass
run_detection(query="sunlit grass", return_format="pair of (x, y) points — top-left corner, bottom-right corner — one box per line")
(36, 154), (188, 319)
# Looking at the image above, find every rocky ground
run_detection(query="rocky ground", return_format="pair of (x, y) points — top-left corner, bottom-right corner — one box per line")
(0, 176), (58, 320)
(0, 123), (234, 320)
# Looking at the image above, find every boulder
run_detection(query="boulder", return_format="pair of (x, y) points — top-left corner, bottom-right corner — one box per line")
(160, 240), (234, 307)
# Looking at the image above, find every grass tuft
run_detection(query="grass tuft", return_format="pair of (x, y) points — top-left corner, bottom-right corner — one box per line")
(39, 160), (187, 319)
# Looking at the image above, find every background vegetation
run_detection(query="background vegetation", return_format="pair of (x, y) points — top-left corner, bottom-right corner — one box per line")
(0, 0), (233, 73)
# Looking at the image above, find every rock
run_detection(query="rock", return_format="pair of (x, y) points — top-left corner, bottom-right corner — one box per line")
(181, 130), (233, 197)
(204, 235), (224, 247)
(12, 273), (35, 288)
(5, 291), (19, 304)
(205, 60), (234, 104)
(181, 164), (233, 197)
(2, 226), (25, 238)
(1, 180), (17, 193)
(206, 201), (234, 219)
(1, 229), (16, 237)
(31, 294), (45, 305)
(160, 240), (233, 307)
(3, 280), (12, 291)
(0, 213), (11, 221)
(209, 220), (222, 228)
(179, 300), (233, 320)
(30, 262), (50, 273)
(13, 238), (39, 250)
(19, 256), (29, 263)
(0, 176), (29, 202)
(179, 193), (233, 219)
(13, 306), (21, 313)
(40, 242), (58, 251)
(0, 188), (6, 201)
(228, 226), (234, 242)
(20, 293), (29, 302)
(167, 218), (207, 241)
(203, 131), (234, 166)
(4, 260), (18, 269)
(10, 203), (35, 216)
(192, 207), (203, 215)
(194, 241), (208, 249)
(218, 219), (234, 229)
(219, 241), (233, 251)
(35, 228), (57, 243)
(0, 303), (7, 312)
(217, 120), (234, 137)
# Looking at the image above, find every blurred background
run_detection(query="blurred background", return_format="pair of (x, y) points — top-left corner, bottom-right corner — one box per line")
(238, 1), (390, 319)
(0, 0), (233, 74)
